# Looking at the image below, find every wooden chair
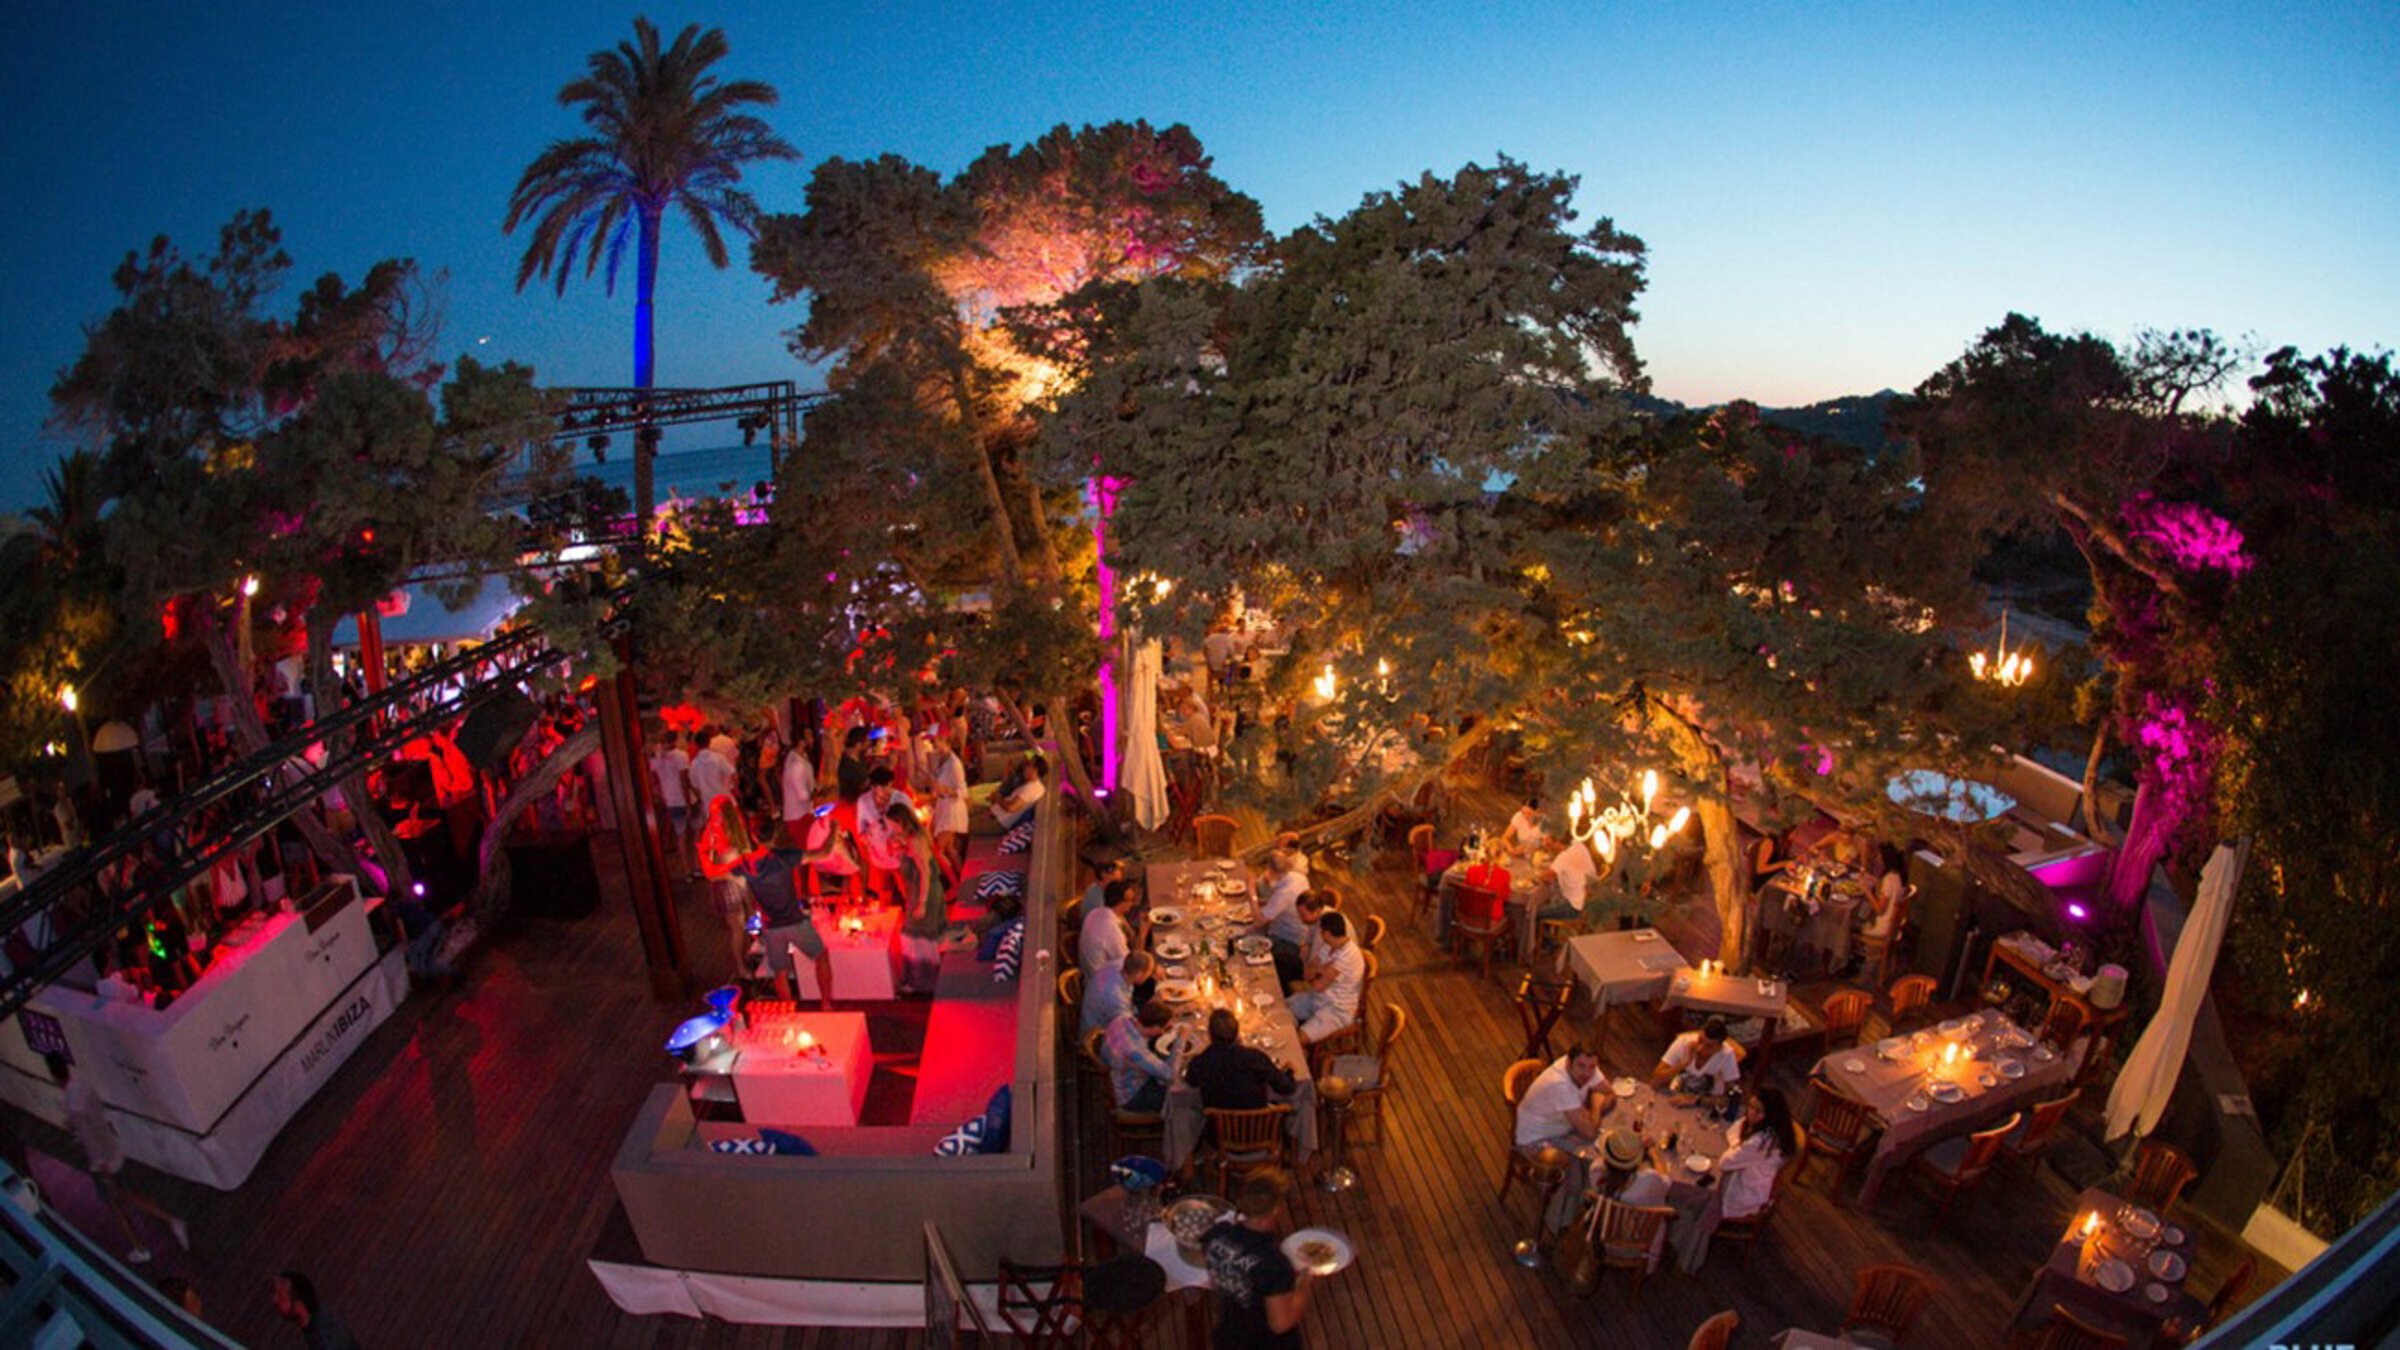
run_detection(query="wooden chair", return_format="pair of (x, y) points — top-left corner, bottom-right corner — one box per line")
(1192, 814), (1238, 859)
(2194, 1255), (2255, 1339)
(1821, 988), (1874, 1049)
(1327, 1003), (1406, 1145)
(1799, 1079), (1882, 1194)
(2021, 1305), (2129, 1350)
(1357, 913), (1387, 955)
(1903, 1112), (2020, 1222)
(1857, 884), (1914, 990)
(2127, 1137), (2199, 1216)
(1110, 1106), (1167, 1158)
(1687, 1310), (1739, 1350)
(1515, 974), (1576, 1061)
(1057, 967), (1085, 1012)
(995, 1259), (1080, 1347)
(1497, 1058), (1552, 1206)
(1450, 882), (1512, 978)
(1711, 1122), (1805, 1266)
(2040, 999), (2089, 1077)
(1998, 1088), (2081, 1172)
(1204, 1104), (1293, 1195)
(1889, 973), (1937, 1020)
(1408, 823), (1436, 918)
(1582, 1195), (1675, 1305)
(1840, 1262), (1935, 1346)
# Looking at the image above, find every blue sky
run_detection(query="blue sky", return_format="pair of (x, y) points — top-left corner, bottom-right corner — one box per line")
(1, 2), (2393, 511)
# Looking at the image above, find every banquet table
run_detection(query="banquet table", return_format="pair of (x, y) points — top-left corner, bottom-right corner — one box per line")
(727, 1010), (873, 1127)
(1811, 1011), (2074, 1203)
(790, 902), (899, 1002)
(2011, 1187), (2209, 1348)
(1144, 860), (1319, 1167)
(1564, 929), (1690, 1015)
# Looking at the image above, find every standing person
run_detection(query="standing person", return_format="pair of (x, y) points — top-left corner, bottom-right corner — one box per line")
(745, 839), (836, 1009)
(272, 1271), (357, 1350)
(779, 728), (818, 850)
(1201, 1168), (1314, 1349)
(835, 725), (872, 803)
(696, 796), (765, 984)
(686, 727), (739, 825)
(46, 1054), (185, 1264)
(891, 803), (948, 995)
(649, 731), (694, 877)
(928, 732), (969, 879)
(854, 767), (908, 904)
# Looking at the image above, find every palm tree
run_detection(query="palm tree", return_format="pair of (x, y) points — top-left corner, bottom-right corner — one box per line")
(505, 18), (797, 529)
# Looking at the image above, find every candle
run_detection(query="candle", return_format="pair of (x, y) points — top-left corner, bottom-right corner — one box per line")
(797, 1029), (815, 1052)
(2080, 1210), (2099, 1238)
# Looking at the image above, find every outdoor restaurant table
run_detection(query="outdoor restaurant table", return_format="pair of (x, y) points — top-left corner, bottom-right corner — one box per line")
(791, 902), (899, 1001)
(1144, 859), (1318, 1168)
(1757, 872), (1864, 975)
(726, 1010), (873, 1127)
(1666, 965), (1792, 1027)
(1811, 1010), (2074, 1203)
(2012, 1186), (2208, 1348)
(1564, 1072), (1744, 1270)
(1565, 928), (1689, 1015)
(1985, 930), (2133, 1067)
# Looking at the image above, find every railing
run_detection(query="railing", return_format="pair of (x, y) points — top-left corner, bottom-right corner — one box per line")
(2199, 1187), (2400, 1347)
(0, 1163), (236, 1348)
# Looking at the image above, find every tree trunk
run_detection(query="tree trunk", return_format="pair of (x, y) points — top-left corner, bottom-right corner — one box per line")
(946, 362), (1025, 592)
(468, 725), (603, 924)
(633, 203), (662, 534)
(1022, 477), (1064, 597)
(1648, 698), (1753, 973)
(2080, 720), (2122, 848)
(995, 687), (1121, 846)
(196, 604), (362, 886)
(1267, 723), (1494, 864)
(300, 612), (413, 899)
(2104, 779), (2173, 917)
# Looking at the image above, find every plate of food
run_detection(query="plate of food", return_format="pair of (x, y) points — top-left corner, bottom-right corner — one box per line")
(1152, 1030), (1188, 1057)
(1220, 879), (1249, 896)
(1842, 1057), (1868, 1074)
(1244, 950), (1276, 966)
(1155, 938), (1193, 961)
(1683, 1154), (1714, 1174)
(2093, 1258), (2136, 1294)
(1281, 1227), (1354, 1275)
(1156, 980), (1199, 1004)
(1235, 934), (1273, 957)
(1929, 1081), (1967, 1104)
(1612, 1077), (1638, 1098)
(1149, 908), (1183, 928)
(2147, 1249), (2187, 1281)
(1162, 964), (1189, 980)
(1252, 992), (1276, 1007)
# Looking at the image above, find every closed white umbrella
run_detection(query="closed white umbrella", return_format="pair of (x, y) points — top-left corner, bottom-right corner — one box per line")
(2104, 839), (2247, 1140)
(1121, 639), (1171, 832)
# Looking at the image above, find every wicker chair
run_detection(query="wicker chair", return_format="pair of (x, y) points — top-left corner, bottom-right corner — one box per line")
(1204, 1104), (1293, 1196)
(1327, 1003), (1406, 1146)
(1687, 1310), (1739, 1350)
(1840, 1262), (1935, 1345)
(1192, 814), (1238, 859)
(1904, 1112), (2020, 1221)
(1582, 1195), (1675, 1305)
(1798, 1079), (1882, 1195)
(2128, 1137), (2199, 1216)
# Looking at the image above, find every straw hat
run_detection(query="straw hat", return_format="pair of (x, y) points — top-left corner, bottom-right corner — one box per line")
(1601, 1128), (1644, 1171)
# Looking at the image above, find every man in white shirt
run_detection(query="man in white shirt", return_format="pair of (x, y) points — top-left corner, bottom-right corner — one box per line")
(992, 756), (1047, 831)
(1535, 836), (1602, 937)
(1287, 911), (1365, 1044)
(1079, 878), (1146, 976)
(1254, 849), (1307, 938)
(1514, 1046), (1606, 1151)
(686, 729), (739, 822)
(780, 740), (816, 849)
(1652, 1016), (1742, 1096)
(854, 767), (908, 901)
(1202, 625), (1241, 687)
(649, 734), (695, 874)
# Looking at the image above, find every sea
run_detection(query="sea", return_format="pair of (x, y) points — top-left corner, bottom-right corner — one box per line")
(573, 443), (776, 503)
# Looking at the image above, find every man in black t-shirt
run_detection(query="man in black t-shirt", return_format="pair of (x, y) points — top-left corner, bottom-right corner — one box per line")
(1202, 1168), (1312, 1348)
(1184, 1009), (1296, 1112)
(748, 847), (834, 1008)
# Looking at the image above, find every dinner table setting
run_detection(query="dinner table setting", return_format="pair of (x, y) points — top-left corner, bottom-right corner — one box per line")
(2011, 1186), (2209, 1347)
(1563, 1071), (1748, 1271)
(1143, 859), (1319, 1168)
(1758, 861), (1867, 976)
(1811, 1009), (2075, 1203)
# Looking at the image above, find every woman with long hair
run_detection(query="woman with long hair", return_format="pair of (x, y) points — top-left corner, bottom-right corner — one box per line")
(890, 802), (948, 995)
(697, 795), (765, 982)
(1675, 1085), (1796, 1273)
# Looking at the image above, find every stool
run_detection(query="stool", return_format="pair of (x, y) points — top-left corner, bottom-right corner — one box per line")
(1318, 1075), (1359, 1195)
(1513, 1145), (1572, 1268)
(1081, 1253), (1167, 1349)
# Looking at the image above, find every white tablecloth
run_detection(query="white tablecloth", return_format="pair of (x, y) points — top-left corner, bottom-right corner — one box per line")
(1565, 929), (1689, 1013)
(730, 1012), (873, 1127)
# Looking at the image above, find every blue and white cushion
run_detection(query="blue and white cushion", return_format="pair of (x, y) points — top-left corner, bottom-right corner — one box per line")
(975, 868), (1027, 901)
(997, 818), (1035, 856)
(934, 1086), (1013, 1156)
(992, 917), (1025, 983)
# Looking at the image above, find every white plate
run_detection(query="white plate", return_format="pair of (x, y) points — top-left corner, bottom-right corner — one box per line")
(2162, 1224), (2186, 1246)
(1930, 1081), (1966, 1104)
(1152, 1031), (1186, 1057)
(1252, 993), (1276, 1007)
(1877, 1037), (1908, 1059)
(1938, 1018), (1966, 1038)
(1632, 930), (1658, 942)
(1978, 1073), (1999, 1089)
(1612, 1077), (1638, 1098)
(2146, 1249), (2186, 1281)
(1999, 1059), (2027, 1080)
(2144, 1282), (2171, 1305)
(1162, 964), (1189, 979)
(2094, 1258), (2135, 1294)
(1905, 1093), (1931, 1112)
(1281, 1227), (1354, 1275)
(1156, 981), (1199, 1003)
(1149, 908), (1183, 927)
(1683, 1154), (1713, 1174)
(1244, 951), (1276, 966)
(1220, 880), (1249, 896)
(2032, 1045), (2058, 1062)
(1155, 940), (1193, 960)
(1842, 1057), (1868, 1074)
(2123, 1207), (2162, 1242)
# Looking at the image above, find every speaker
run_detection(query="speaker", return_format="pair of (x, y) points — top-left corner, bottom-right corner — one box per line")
(1906, 849), (1975, 989)
(456, 688), (541, 770)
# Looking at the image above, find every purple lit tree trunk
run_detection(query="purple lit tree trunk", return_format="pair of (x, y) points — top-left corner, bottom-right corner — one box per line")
(2105, 780), (2176, 916)
(632, 202), (661, 536)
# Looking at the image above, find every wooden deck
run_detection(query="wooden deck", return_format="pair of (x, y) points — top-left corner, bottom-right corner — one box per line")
(0, 813), (2281, 1348)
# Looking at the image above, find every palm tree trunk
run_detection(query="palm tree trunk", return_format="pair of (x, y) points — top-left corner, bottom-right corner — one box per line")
(633, 203), (663, 535)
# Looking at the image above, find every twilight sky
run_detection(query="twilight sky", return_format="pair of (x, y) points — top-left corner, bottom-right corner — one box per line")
(1, 2), (2392, 511)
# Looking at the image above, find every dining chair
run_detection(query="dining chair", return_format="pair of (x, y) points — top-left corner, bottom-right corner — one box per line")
(1328, 1003), (1406, 1146)
(1903, 1111), (2020, 1222)
(1357, 913), (1388, 955)
(1450, 882), (1512, 978)
(1888, 973), (1938, 1020)
(1839, 1262), (1935, 1346)
(1308, 1019), (1363, 1078)
(2127, 1137), (2199, 1216)
(1821, 988), (1874, 1049)
(2023, 1304), (2129, 1350)
(1408, 823), (1438, 918)
(1582, 1195), (1676, 1305)
(1515, 974), (1576, 1061)
(1857, 885), (1914, 990)
(1109, 1106), (1168, 1159)
(2040, 997), (2089, 1069)
(1711, 1121), (1805, 1266)
(1497, 1058), (1552, 1206)
(1057, 967), (1084, 1012)
(1798, 1079), (1881, 1195)
(1192, 814), (1238, 859)
(2193, 1255), (2255, 1339)
(1998, 1088), (2082, 1173)
(1686, 1310), (1739, 1350)
(995, 1259), (1081, 1347)
(1204, 1104), (1293, 1195)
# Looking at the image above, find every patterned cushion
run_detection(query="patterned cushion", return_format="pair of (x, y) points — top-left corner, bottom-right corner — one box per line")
(934, 1085), (1014, 1156)
(709, 1136), (775, 1154)
(975, 868), (1028, 901)
(992, 917), (1026, 983)
(997, 818), (1036, 856)
(708, 1129), (818, 1156)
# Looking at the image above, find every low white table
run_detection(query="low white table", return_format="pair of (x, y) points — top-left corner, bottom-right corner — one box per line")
(729, 1012), (873, 1127)
(790, 904), (899, 1001)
